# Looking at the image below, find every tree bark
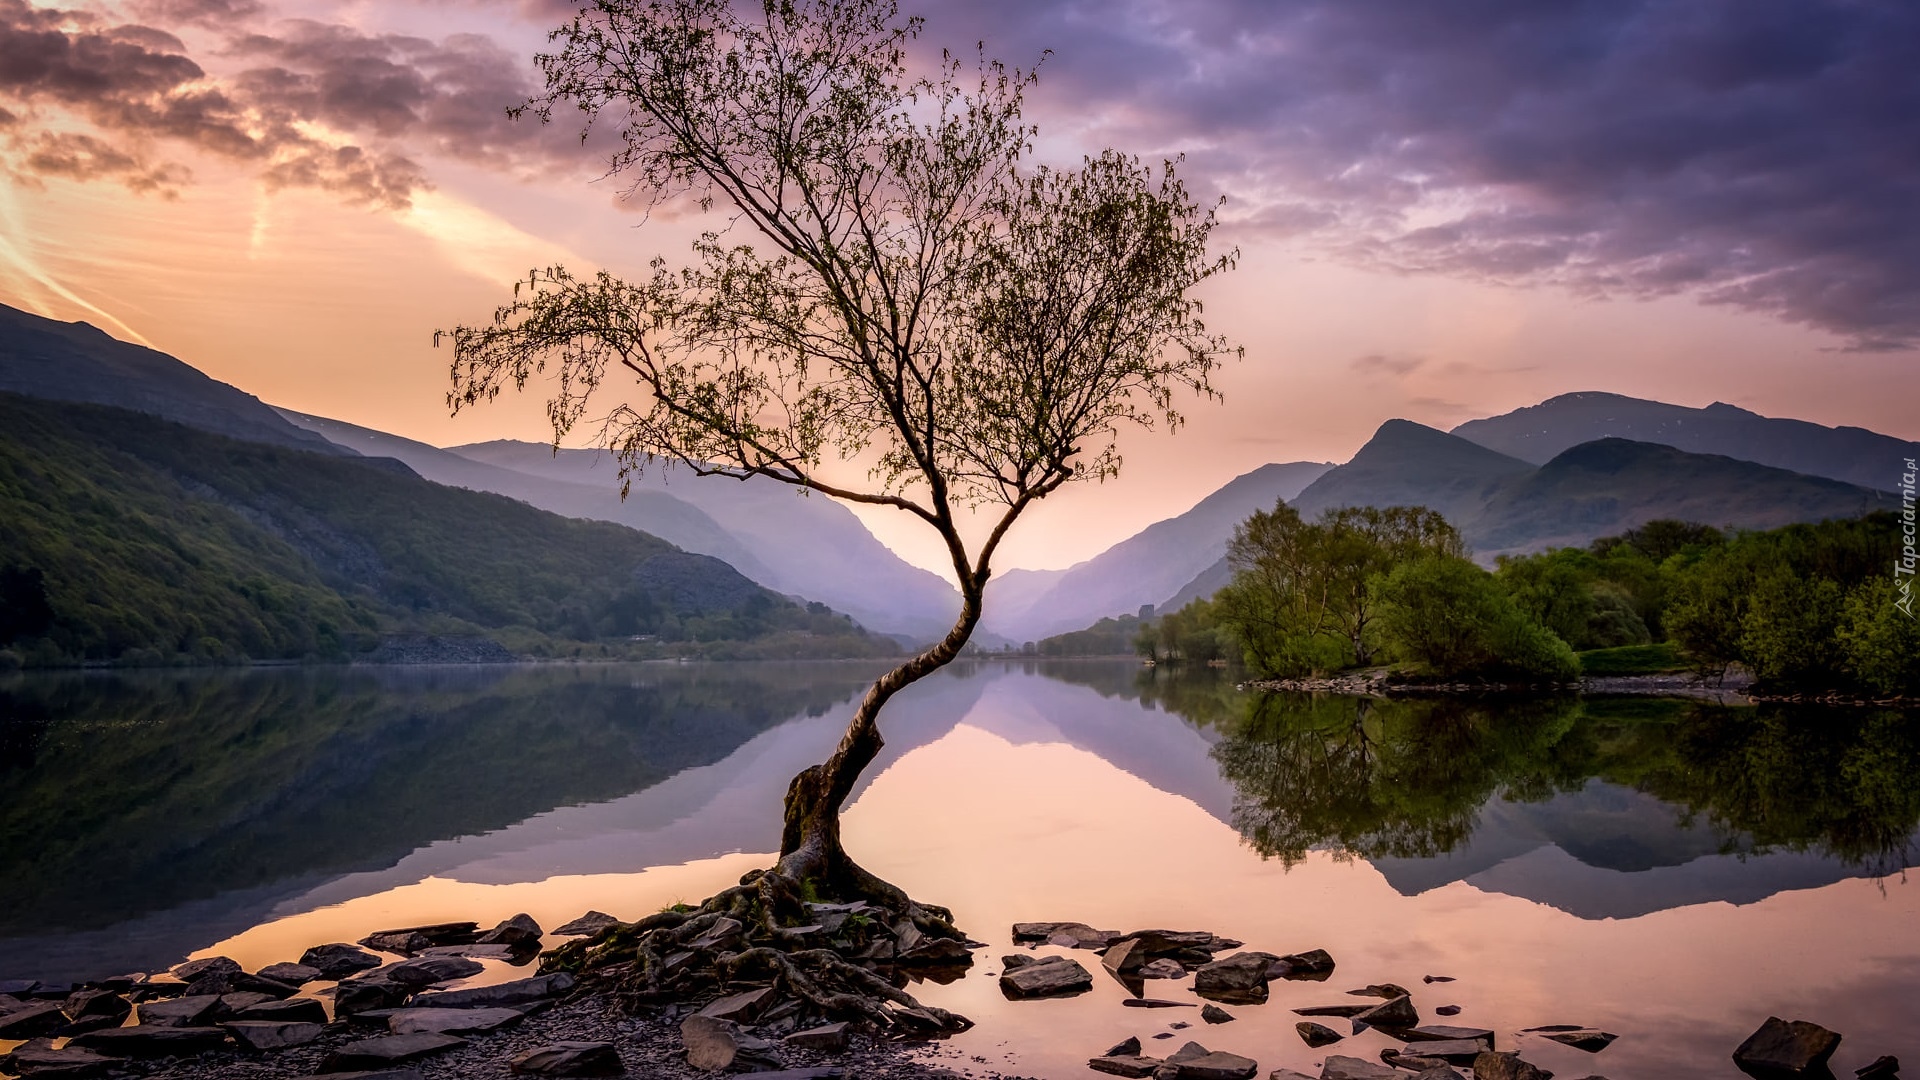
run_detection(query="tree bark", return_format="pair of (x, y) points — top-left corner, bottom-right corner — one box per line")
(772, 583), (983, 906)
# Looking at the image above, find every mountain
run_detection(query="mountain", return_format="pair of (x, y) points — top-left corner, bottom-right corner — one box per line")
(0, 303), (345, 457)
(1452, 390), (1919, 492)
(1157, 420), (1890, 611)
(979, 461), (1332, 641)
(0, 394), (891, 664)
(1469, 437), (1891, 555)
(449, 440), (962, 643)
(276, 410), (781, 591)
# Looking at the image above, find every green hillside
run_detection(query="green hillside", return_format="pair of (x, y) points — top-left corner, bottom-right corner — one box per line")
(0, 394), (892, 665)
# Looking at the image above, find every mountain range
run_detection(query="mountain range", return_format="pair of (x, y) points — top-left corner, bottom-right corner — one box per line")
(1, 298), (1908, 647)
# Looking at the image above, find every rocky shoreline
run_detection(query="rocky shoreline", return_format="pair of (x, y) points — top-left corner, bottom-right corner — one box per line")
(1247, 668), (1918, 707)
(4, 909), (1900, 1080)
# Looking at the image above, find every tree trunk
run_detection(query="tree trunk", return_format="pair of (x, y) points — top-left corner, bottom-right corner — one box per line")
(773, 585), (982, 905)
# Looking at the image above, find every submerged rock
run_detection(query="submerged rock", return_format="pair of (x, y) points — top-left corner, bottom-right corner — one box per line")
(1542, 1030), (1616, 1053)
(1354, 995), (1418, 1029)
(1319, 1054), (1398, 1079)
(1471, 1050), (1553, 1080)
(478, 914), (544, 949)
(1297, 1021), (1344, 1047)
(1733, 1017), (1843, 1077)
(1200, 1005), (1234, 1025)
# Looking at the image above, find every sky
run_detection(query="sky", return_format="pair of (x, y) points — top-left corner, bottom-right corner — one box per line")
(2, 0), (1917, 575)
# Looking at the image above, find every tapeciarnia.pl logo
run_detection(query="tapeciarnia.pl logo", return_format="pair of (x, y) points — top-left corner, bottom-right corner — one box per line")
(1898, 457), (1916, 619)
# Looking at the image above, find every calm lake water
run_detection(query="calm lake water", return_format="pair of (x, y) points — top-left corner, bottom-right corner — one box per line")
(2, 660), (1916, 1079)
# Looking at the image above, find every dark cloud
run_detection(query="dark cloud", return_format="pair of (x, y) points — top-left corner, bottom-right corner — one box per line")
(0, 0), (430, 207)
(127, 0), (265, 26)
(917, 0), (1920, 351)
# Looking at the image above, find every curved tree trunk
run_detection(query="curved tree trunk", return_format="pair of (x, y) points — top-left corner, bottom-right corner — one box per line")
(772, 585), (983, 909)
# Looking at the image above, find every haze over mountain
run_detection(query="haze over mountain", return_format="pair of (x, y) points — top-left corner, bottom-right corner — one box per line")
(449, 441), (961, 644)
(1453, 391), (1919, 493)
(0, 303), (346, 457)
(982, 461), (1332, 641)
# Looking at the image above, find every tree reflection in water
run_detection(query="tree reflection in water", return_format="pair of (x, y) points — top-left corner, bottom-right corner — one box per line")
(1124, 668), (1919, 874)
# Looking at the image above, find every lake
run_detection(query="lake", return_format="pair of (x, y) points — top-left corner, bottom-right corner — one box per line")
(2, 660), (1916, 1079)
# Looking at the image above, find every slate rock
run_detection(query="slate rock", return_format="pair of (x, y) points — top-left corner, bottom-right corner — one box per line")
(1350, 983), (1412, 1000)
(321, 1033), (467, 1071)
(1294, 1003), (1374, 1018)
(681, 1013), (780, 1071)
(1140, 959), (1187, 980)
(1275, 949), (1337, 976)
(1090, 1055), (1164, 1078)
(136, 994), (222, 1027)
(1163, 1050), (1257, 1080)
(412, 972), (575, 1010)
(0, 1039), (119, 1079)
(70, 1025), (232, 1058)
(1410, 1026), (1496, 1044)
(361, 923), (480, 953)
(171, 956), (242, 982)
(509, 1041), (623, 1076)
(0, 1001), (69, 1038)
(1355, 995), (1418, 1030)
(1045, 924), (1124, 950)
(1471, 1051), (1554, 1080)
(224, 1020), (325, 1052)
(1436, 1005), (1463, 1017)
(898, 937), (974, 965)
(382, 956), (484, 988)
(1410, 1039), (1491, 1063)
(294, 1073), (425, 1080)
(477, 914), (543, 949)
(1194, 952), (1276, 997)
(333, 979), (410, 1018)
(63, 988), (131, 1023)
(1856, 1057), (1898, 1080)
(389, 1007), (524, 1035)
(1200, 1004), (1233, 1025)
(259, 963), (323, 986)
(1383, 1049), (1455, 1072)
(1542, 1031), (1615, 1053)
(999, 955), (1093, 999)
(785, 1021), (849, 1052)
(1319, 1055), (1398, 1079)
(1103, 937), (1148, 975)
(218, 991), (277, 1017)
(553, 912), (622, 937)
(1012, 921), (1090, 941)
(57, 1013), (128, 1037)
(1298, 1021), (1344, 1047)
(0, 981), (39, 997)
(186, 971), (300, 1000)
(699, 987), (776, 1024)
(1269, 1072), (1318, 1080)
(302, 944), (386, 981)
(1108, 1038), (1144, 1056)
(235, 997), (330, 1024)
(1733, 1017), (1842, 1077)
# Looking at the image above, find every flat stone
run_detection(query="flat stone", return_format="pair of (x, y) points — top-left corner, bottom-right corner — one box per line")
(1194, 952), (1276, 1001)
(1274, 949), (1337, 976)
(477, 913), (543, 949)
(234, 997), (330, 1024)
(219, 991), (277, 1017)
(412, 972), (574, 1010)
(1104, 937), (1148, 975)
(1090, 1055), (1163, 1078)
(1319, 1056), (1398, 1080)
(1355, 995), (1418, 1030)
(321, 1033), (467, 1071)
(1471, 1051), (1553, 1080)
(224, 1020), (324, 1051)
(1163, 1049), (1257, 1080)
(688, 917), (745, 951)
(553, 912), (622, 937)
(1733, 1017), (1841, 1077)
(70, 1025), (232, 1057)
(1200, 1004), (1233, 1025)
(682, 1013), (780, 1071)
(1294, 1004), (1373, 1018)
(1269, 1072), (1317, 1080)
(1436, 1005), (1463, 1017)
(382, 956), (485, 988)
(1349, 983), (1412, 1000)
(361, 923), (479, 951)
(136, 994), (223, 1027)
(1856, 1056), (1899, 1080)
(1045, 924), (1124, 950)
(999, 955), (1093, 999)
(785, 1021), (849, 1051)
(1411, 1070), (1465, 1080)
(1012, 921), (1092, 941)
(1140, 959), (1187, 980)
(1122, 998), (1196, 1008)
(171, 956), (242, 982)
(259, 963), (323, 986)
(2, 1038), (119, 1078)
(62, 989), (131, 1023)
(0, 1001), (69, 1037)
(389, 1007), (524, 1035)
(1410, 1026), (1496, 1044)
(1298, 1021), (1344, 1047)
(1541, 1030), (1615, 1053)
(334, 979), (410, 1018)
(509, 1040), (623, 1076)
(301, 944), (386, 981)
(1408, 1039), (1489, 1062)
(185, 971), (301, 1000)
(1383, 1049), (1454, 1071)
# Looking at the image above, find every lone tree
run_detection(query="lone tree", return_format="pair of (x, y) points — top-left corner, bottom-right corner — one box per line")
(445, 0), (1237, 1024)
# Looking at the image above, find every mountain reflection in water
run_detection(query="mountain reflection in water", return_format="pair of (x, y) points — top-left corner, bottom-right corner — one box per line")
(0, 660), (1915, 1077)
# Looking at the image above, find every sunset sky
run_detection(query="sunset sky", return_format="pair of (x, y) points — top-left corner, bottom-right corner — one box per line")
(3, 0), (1916, 575)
